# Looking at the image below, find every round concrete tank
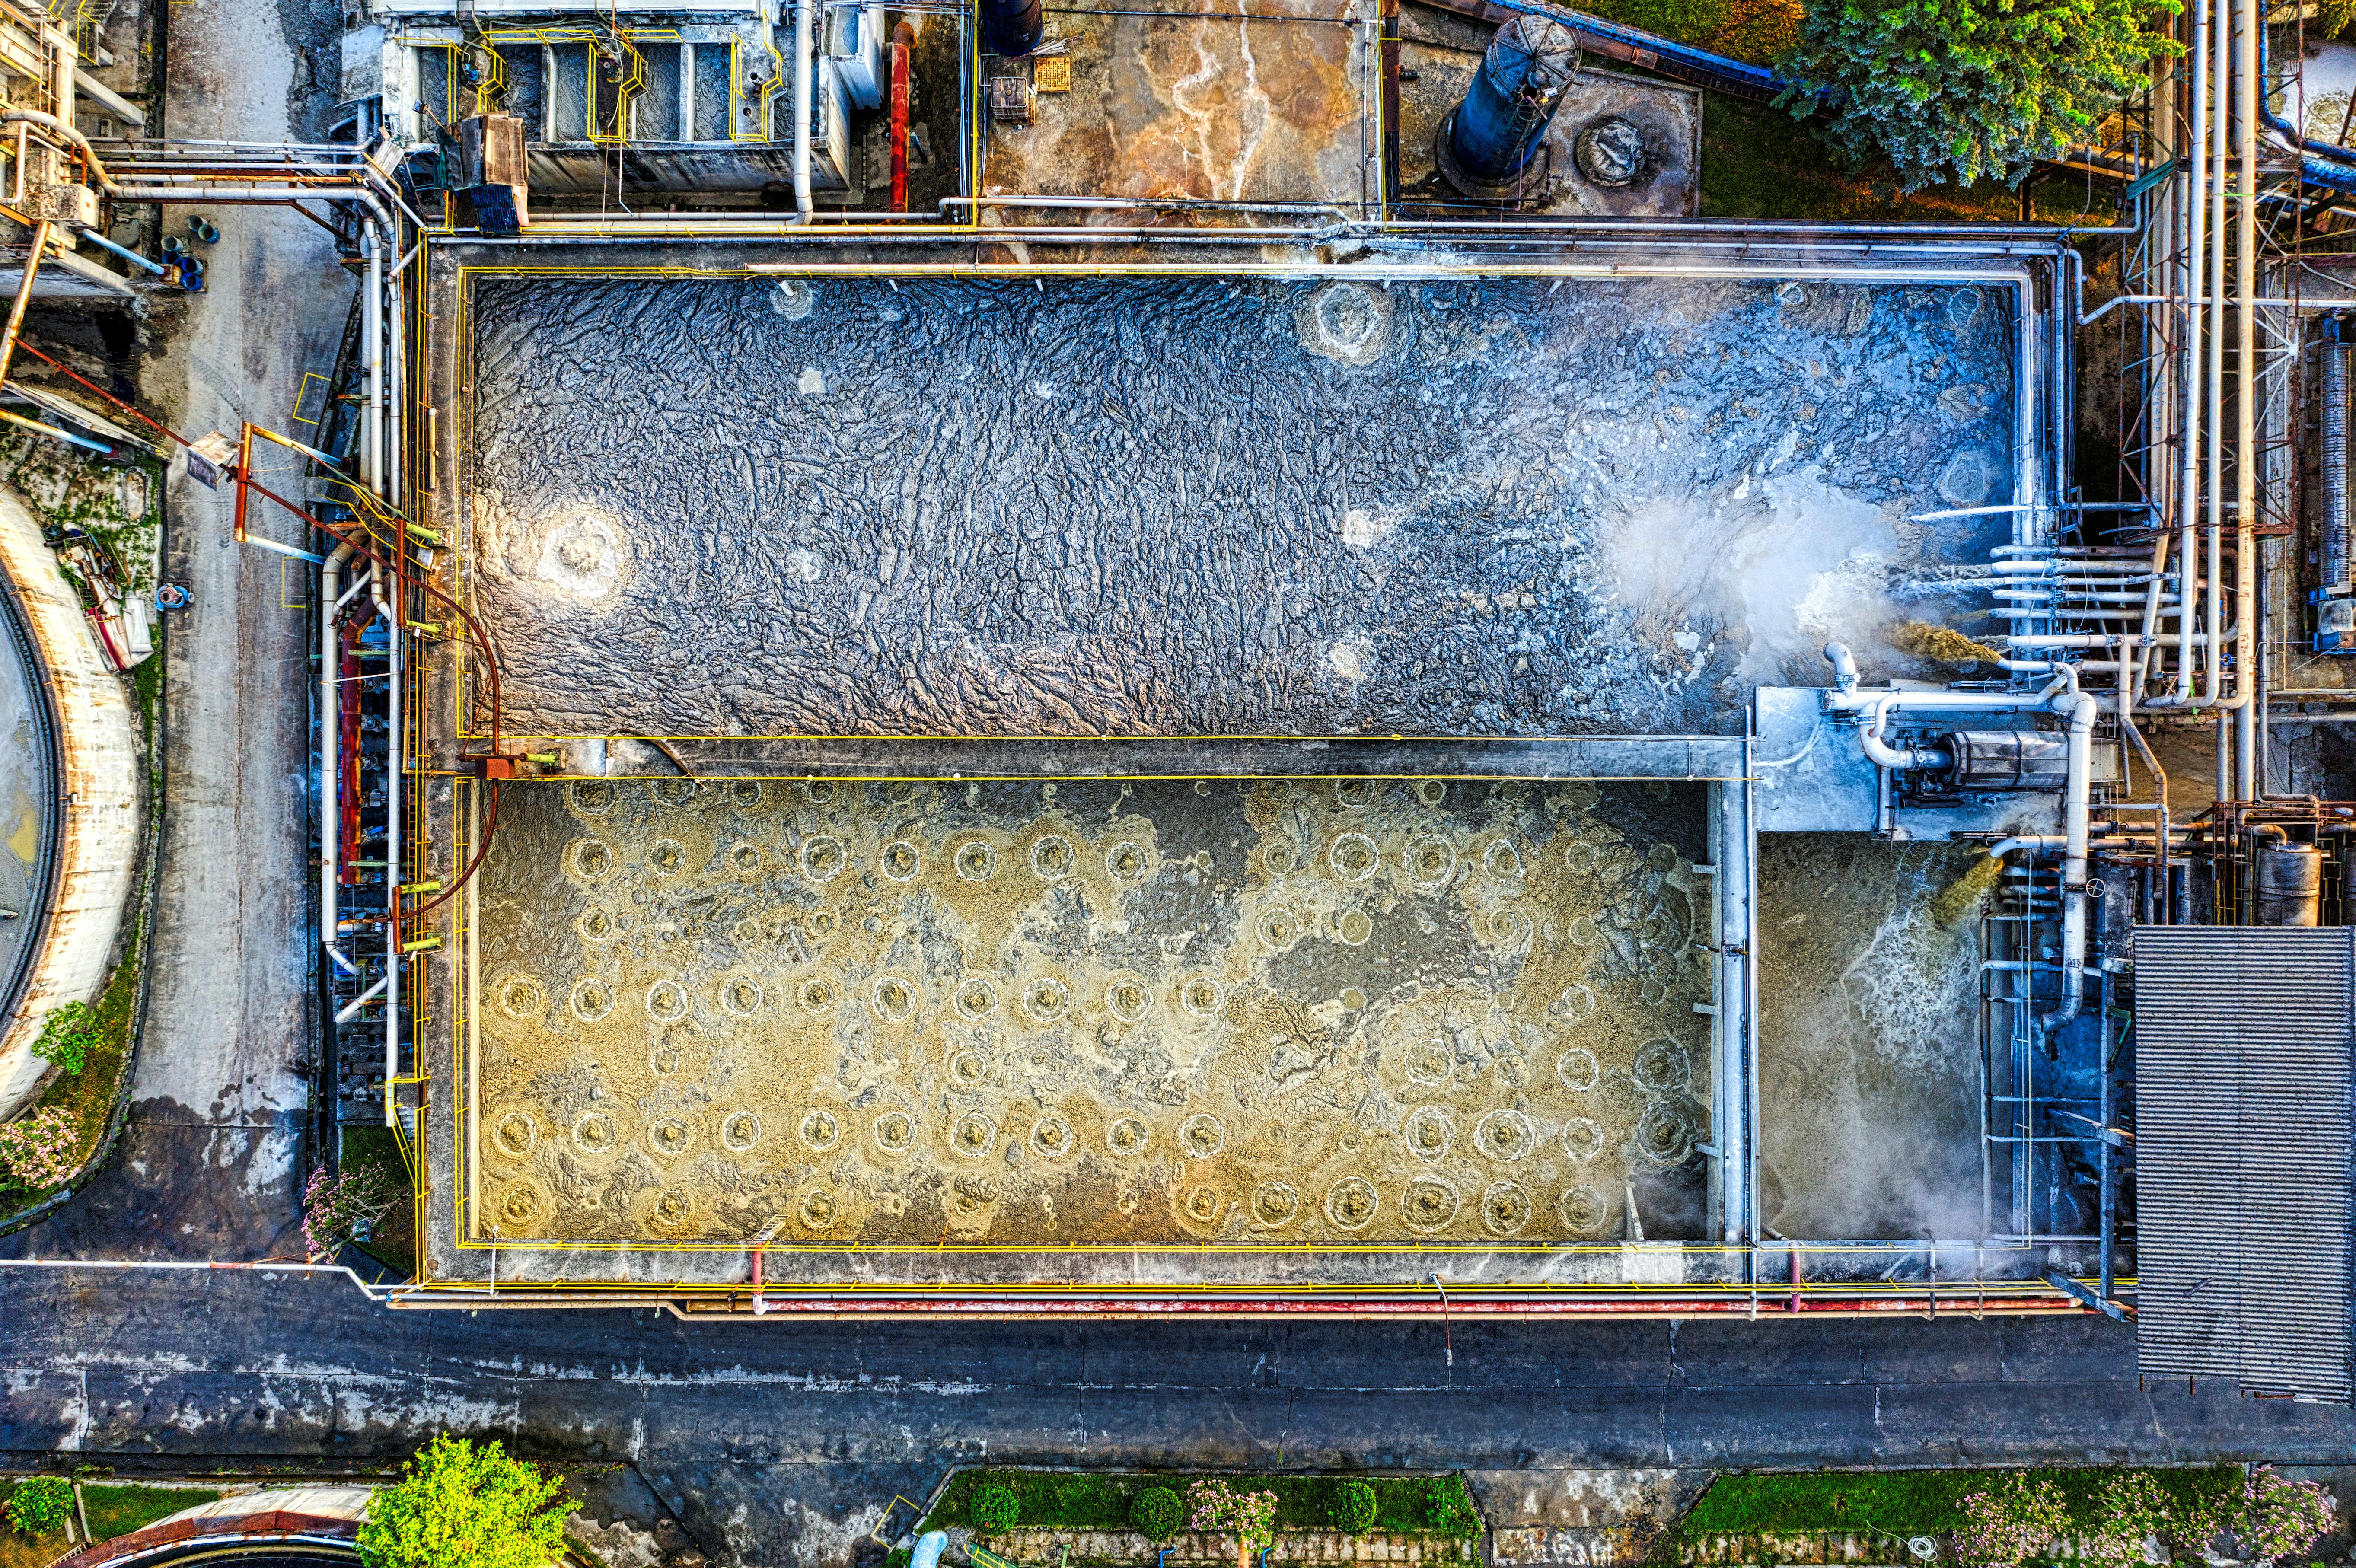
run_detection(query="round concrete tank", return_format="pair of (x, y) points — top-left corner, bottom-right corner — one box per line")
(2255, 841), (2324, 926)
(1443, 16), (1579, 185)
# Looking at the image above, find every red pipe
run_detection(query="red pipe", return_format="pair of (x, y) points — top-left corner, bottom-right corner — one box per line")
(889, 21), (912, 212)
(1789, 1247), (1802, 1313)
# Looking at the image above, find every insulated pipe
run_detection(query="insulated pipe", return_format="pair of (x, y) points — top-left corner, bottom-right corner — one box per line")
(1858, 700), (1952, 773)
(2160, 0), (2209, 710)
(2039, 686), (2100, 1033)
(361, 220), (383, 496)
(791, 0), (814, 223)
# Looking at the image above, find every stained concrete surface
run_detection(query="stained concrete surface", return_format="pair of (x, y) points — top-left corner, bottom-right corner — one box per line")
(474, 777), (1712, 1247)
(10, 1271), (2356, 1568)
(1396, 50), (1700, 218)
(0, 581), (51, 1008)
(980, 2), (1375, 212)
(465, 272), (2017, 740)
(1755, 835), (1988, 1242)
(0, 0), (344, 1257)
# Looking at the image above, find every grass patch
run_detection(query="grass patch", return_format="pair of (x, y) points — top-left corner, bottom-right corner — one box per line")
(80, 1485), (219, 1542)
(0, 1482), (70, 1568)
(1681, 1466), (2242, 1538)
(921, 1471), (1479, 1538)
(338, 1123), (416, 1276)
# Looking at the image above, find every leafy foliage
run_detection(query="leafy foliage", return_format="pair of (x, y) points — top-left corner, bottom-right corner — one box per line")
(1957, 1473), (2072, 1565)
(32, 1000), (98, 1076)
(2235, 1468), (2336, 1565)
(971, 1484), (1020, 1534)
(1131, 1487), (1183, 1541)
(0, 1106), (82, 1190)
(1421, 1477), (1479, 1539)
(5, 1476), (73, 1536)
(1333, 1482), (1379, 1535)
(1189, 1480), (1279, 1547)
(2081, 1471), (2170, 1568)
(356, 1434), (570, 1568)
(1777, 0), (2181, 190)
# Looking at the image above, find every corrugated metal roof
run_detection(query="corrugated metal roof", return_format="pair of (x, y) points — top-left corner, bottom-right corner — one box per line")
(2135, 926), (2356, 1402)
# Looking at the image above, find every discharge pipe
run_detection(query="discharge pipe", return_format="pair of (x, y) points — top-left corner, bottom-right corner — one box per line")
(1820, 645), (2097, 1035)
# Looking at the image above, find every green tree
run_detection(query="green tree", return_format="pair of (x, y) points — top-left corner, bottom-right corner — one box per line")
(971, 1484), (1020, 1534)
(357, 1435), (571, 1568)
(1777, 0), (2181, 190)
(1131, 1487), (1184, 1542)
(1332, 1482), (1378, 1535)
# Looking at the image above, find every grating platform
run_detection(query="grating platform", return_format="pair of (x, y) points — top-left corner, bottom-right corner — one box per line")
(466, 775), (1716, 1250)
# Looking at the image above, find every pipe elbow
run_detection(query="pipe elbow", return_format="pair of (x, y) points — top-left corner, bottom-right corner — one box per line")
(1987, 835), (2068, 859)
(1822, 641), (1860, 695)
(0, 110), (120, 194)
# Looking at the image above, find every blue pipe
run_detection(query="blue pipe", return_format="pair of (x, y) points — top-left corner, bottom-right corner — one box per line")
(2257, 21), (2356, 172)
(72, 226), (164, 277)
(1456, 0), (1789, 103)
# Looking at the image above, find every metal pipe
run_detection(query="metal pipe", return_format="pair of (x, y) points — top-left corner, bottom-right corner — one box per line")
(2234, 0), (2257, 798)
(362, 220), (383, 496)
(71, 224), (163, 276)
(0, 219), (50, 391)
(791, 0), (814, 224)
(888, 20), (912, 212)
(2039, 687), (2100, 1033)
(371, 567), (402, 1128)
(0, 110), (119, 192)
(320, 539), (357, 961)
(2325, 317), (2349, 593)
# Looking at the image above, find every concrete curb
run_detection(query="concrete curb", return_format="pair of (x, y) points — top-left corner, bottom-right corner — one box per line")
(0, 484), (142, 1122)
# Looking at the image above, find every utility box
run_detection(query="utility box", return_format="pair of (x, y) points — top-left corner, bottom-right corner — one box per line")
(456, 113), (529, 233)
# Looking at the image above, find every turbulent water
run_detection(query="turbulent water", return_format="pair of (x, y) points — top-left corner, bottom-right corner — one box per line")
(465, 273), (2017, 739)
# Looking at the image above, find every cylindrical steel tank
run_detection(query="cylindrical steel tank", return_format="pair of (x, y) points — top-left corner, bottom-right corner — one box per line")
(981, 0), (1042, 59)
(2255, 841), (2324, 926)
(1934, 730), (2071, 792)
(1446, 16), (1580, 182)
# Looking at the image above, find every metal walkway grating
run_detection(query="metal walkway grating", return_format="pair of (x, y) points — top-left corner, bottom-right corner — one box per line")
(2135, 926), (2356, 1402)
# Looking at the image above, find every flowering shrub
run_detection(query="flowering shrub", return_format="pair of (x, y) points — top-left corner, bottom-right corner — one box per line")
(2236, 1468), (2335, 1565)
(2079, 1471), (2170, 1568)
(1957, 1474), (2071, 1566)
(302, 1163), (397, 1260)
(0, 1106), (82, 1190)
(1188, 1480), (1278, 1547)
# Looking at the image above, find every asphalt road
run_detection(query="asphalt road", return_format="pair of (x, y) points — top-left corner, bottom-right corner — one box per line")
(6, 1268), (2356, 1566)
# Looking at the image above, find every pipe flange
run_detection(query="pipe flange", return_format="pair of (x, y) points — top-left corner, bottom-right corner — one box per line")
(1432, 108), (1554, 207)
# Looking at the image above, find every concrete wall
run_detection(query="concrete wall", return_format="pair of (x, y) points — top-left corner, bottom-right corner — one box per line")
(0, 485), (142, 1122)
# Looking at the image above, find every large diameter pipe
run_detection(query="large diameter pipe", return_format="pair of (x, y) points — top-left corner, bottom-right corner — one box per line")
(362, 220), (383, 496)
(979, 0), (1043, 57)
(889, 21), (912, 212)
(2038, 688), (2099, 1033)
(791, 0), (815, 223)
(373, 570), (402, 1127)
(0, 219), (51, 389)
